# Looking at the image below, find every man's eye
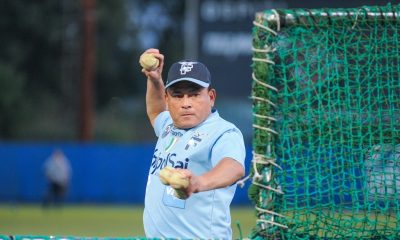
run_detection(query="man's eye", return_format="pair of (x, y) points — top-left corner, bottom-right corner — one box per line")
(190, 93), (199, 97)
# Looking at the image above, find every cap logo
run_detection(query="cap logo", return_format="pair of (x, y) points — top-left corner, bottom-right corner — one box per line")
(179, 61), (197, 75)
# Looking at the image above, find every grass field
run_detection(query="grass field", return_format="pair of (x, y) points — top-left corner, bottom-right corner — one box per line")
(0, 204), (255, 239)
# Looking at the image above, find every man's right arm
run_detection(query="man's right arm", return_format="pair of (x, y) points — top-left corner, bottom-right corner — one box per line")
(141, 49), (166, 127)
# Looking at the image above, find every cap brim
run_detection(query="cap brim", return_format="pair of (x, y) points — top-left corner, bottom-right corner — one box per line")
(165, 78), (210, 89)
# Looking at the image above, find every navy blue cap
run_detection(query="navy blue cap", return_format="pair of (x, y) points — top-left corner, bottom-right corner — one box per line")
(165, 61), (211, 89)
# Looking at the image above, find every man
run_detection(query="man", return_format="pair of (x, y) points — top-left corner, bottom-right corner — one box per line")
(43, 148), (72, 207)
(141, 48), (246, 239)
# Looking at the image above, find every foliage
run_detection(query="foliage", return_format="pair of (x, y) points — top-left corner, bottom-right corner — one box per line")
(0, 0), (185, 141)
(0, 63), (25, 138)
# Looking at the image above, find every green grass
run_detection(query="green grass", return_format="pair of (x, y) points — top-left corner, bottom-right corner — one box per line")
(0, 204), (255, 239)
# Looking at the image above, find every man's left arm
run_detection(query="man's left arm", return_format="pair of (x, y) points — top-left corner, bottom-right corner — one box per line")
(188, 157), (244, 194)
(179, 128), (246, 197)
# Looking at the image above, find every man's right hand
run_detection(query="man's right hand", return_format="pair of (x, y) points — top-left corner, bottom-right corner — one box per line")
(142, 48), (167, 127)
(140, 48), (164, 82)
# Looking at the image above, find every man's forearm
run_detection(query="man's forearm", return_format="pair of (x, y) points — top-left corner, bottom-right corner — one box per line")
(140, 49), (165, 126)
(193, 158), (245, 193)
(146, 77), (166, 126)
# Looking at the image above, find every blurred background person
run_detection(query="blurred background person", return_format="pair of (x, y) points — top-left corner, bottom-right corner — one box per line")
(42, 149), (72, 208)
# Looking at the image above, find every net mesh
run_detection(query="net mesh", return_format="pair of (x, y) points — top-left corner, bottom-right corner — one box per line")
(249, 3), (400, 239)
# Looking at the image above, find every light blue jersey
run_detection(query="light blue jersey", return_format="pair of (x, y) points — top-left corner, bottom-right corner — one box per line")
(143, 109), (246, 239)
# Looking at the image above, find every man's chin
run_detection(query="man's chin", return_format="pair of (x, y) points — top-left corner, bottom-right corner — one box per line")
(175, 122), (197, 130)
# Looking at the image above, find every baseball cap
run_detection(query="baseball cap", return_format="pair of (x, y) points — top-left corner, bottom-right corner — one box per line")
(165, 60), (211, 89)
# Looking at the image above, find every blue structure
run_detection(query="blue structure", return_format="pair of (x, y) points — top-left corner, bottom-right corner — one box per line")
(0, 143), (252, 205)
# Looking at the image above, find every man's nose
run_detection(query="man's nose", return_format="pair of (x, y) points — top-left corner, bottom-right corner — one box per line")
(182, 95), (191, 108)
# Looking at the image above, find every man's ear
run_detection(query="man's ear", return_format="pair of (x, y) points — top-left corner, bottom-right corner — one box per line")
(209, 89), (216, 106)
(165, 88), (170, 99)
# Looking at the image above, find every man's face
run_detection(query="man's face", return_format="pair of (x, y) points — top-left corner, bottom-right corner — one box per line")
(166, 81), (216, 129)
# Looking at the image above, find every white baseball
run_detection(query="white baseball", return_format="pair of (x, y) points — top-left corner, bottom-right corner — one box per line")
(139, 53), (159, 71)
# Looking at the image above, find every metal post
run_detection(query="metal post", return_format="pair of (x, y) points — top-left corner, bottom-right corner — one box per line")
(184, 0), (199, 59)
(80, 0), (95, 141)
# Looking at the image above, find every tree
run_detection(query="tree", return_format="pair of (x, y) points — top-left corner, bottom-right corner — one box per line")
(0, 0), (186, 141)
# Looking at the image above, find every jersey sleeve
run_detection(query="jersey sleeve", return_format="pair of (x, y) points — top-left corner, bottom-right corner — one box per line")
(210, 128), (246, 169)
(153, 111), (171, 137)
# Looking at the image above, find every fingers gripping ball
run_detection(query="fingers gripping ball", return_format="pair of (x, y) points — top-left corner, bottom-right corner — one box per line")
(139, 53), (159, 71)
(159, 166), (189, 199)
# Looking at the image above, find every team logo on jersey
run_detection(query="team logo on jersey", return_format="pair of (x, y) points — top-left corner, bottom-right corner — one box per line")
(162, 124), (173, 138)
(185, 132), (206, 150)
(179, 61), (197, 75)
(162, 124), (183, 139)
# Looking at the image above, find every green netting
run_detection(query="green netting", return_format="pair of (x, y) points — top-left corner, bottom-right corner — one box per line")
(249, 3), (400, 239)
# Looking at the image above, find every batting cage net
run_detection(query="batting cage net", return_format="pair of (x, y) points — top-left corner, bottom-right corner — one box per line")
(248, 3), (400, 239)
